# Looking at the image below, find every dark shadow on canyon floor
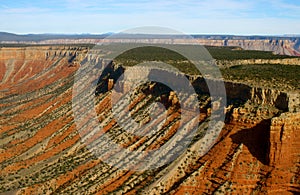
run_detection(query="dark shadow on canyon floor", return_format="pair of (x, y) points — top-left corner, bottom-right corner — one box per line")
(230, 119), (271, 165)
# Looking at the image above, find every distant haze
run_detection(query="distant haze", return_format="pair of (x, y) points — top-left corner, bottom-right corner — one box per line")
(0, 0), (300, 35)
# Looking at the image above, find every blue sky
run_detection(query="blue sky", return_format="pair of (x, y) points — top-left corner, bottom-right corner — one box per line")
(1, 0), (300, 35)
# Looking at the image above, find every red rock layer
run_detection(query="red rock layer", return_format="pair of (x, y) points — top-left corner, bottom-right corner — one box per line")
(0, 46), (299, 194)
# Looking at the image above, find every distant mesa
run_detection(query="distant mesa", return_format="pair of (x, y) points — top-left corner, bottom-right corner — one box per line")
(1, 32), (300, 56)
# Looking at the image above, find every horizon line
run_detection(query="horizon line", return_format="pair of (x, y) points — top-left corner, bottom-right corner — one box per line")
(1, 31), (300, 38)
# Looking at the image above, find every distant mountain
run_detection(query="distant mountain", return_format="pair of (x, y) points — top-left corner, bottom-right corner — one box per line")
(0, 32), (299, 56)
(0, 32), (110, 42)
(1, 32), (299, 42)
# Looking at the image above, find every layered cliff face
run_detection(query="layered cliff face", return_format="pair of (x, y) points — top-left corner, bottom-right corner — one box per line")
(227, 39), (300, 56)
(264, 112), (300, 194)
(2, 34), (300, 56)
(0, 46), (87, 97)
(8, 37), (299, 56)
(269, 112), (300, 167)
(216, 58), (300, 67)
(0, 46), (299, 194)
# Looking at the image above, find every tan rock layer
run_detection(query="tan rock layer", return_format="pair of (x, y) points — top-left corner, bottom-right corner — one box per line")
(0, 46), (299, 194)
(3, 38), (299, 56)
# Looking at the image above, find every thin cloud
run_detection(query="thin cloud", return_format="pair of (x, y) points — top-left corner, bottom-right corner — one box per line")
(0, 0), (299, 34)
(268, 0), (300, 18)
(2, 7), (50, 14)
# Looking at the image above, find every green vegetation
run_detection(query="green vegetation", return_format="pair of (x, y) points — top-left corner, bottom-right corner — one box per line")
(115, 46), (188, 62)
(221, 64), (300, 90)
(114, 46), (201, 75)
(114, 45), (296, 63)
(205, 46), (297, 60)
(113, 45), (298, 75)
(2, 43), (298, 88)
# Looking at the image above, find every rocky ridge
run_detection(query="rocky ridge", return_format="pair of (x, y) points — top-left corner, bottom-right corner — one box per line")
(0, 46), (299, 194)
(1, 35), (300, 56)
(216, 58), (300, 67)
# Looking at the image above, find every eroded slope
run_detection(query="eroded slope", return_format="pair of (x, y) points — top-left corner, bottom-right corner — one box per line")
(0, 46), (299, 195)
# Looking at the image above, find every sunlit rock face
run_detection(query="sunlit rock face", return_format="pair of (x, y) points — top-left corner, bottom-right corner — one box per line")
(0, 46), (299, 194)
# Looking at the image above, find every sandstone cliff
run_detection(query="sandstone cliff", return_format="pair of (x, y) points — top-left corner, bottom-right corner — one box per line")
(216, 58), (300, 67)
(42, 38), (300, 56)
(2, 35), (300, 56)
(0, 46), (299, 194)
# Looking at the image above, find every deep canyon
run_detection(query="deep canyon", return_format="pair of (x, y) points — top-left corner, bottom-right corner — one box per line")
(0, 46), (299, 194)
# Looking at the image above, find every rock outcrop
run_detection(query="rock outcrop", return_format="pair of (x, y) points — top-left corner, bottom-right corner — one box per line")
(216, 58), (300, 67)
(0, 46), (299, 194)
(2, 35), (300, 56)
(269, 112), (300, 167)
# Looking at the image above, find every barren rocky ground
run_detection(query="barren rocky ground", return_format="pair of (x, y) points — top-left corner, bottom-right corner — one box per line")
(0, 45), (299, 194)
